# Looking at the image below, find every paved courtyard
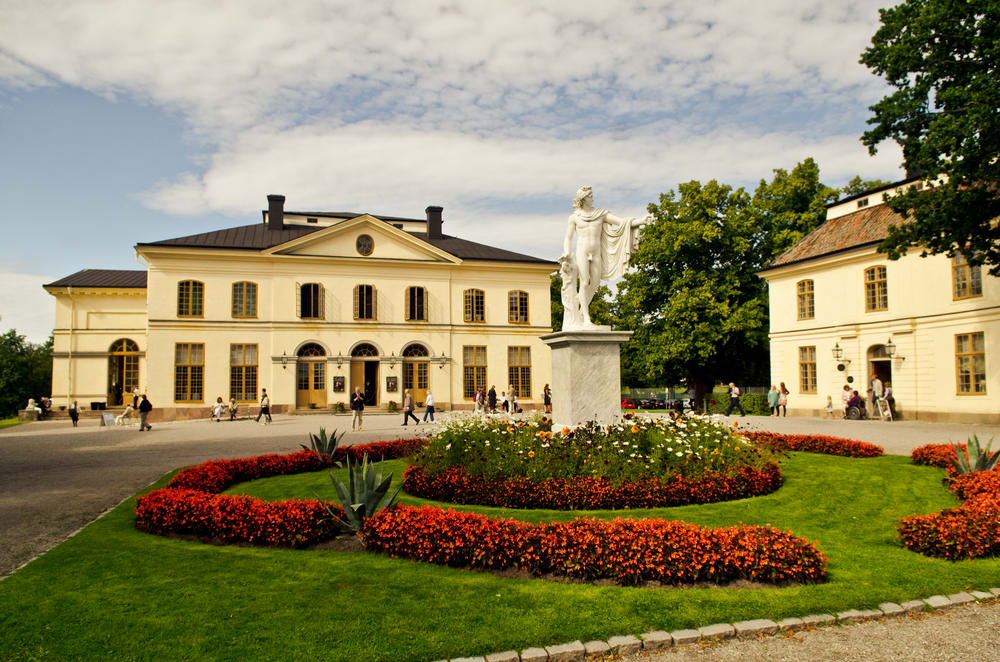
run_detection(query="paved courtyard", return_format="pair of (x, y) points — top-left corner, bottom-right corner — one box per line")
(2, 411), (998, 661)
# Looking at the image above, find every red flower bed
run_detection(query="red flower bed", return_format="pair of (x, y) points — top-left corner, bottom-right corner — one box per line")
(897, 461), (1000, 560)
(910, 443), (964, 471)
(742, 431), (883, 457)
(363, 505), (827, 585)
(402, 463), (783, 510)
(135, 439), (426, 547)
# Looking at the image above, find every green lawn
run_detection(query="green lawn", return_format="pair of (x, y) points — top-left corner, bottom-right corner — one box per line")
(1, 453), (998, 662)
(0, 417), (26, 429)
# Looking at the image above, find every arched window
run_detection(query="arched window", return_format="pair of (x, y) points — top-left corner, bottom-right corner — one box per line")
(232, 281), (258, 318)
(298, 283), (324, 319)
(177, 280), (204, 317)
(796, 280), (814, 320)
(405, 286), (427, 321)
(508, 290), (529, 324)
(351, 343), (379, 357)
(402, 343), (429, 357)
(354, 284), (377, 320)
(464, 288), (485, 323)
(107, 339), (140, 406)
(864, 266), (887, 312)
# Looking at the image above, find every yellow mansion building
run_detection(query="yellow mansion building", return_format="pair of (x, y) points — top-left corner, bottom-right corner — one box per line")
(44, 196), (555, 420)
(759, 178), (999, 423)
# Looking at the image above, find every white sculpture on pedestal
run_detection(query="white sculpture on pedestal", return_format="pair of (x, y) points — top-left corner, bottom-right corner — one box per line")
(560, 186), (649, 330)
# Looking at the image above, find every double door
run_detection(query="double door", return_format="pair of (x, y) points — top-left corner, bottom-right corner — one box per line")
(296, 360), (326, 408)
(403, 360), (428, 407)
(350, 360), (379, 406)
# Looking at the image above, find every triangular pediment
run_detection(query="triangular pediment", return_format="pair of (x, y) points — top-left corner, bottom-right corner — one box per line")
(264, 215), (460, 263)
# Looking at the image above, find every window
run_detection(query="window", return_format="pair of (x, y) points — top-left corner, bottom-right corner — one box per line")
(796, 280), (814, 320)
(864, 266), (888, 312)
(405, 286), (427, 321)
(956, 332), (986, 395)
(798, 346), (817, 394)
(230, 344), (258, 402)
(177, 280), (204, 317)
(462, 345), (487, 399)
(356, 234), (374, 256)
(464, 289), (485, 323)
(952, 254), (983, 300)
(857, 198), (869, 208)
(298, 283), (324, 319)
(354, 284), (376, 320)
(508, 290), (529, 324)
(508, 346), (531, 398)
(174, 343), (204, 402)
(232, 281), (257, 318)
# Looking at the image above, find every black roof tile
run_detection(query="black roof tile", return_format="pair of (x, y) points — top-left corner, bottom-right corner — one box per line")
(44, 269), (147, 288)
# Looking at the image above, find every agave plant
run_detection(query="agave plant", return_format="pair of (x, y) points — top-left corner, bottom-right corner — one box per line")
(301, 427), (346, 466)
(324, 453), (401, 532)
(949, 435), (1000, 474)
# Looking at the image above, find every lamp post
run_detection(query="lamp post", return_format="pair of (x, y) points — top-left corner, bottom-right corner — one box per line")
(885, 337), (896, 358)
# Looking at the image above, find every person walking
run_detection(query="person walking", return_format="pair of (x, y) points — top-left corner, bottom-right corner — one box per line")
(724, 382), (745, 416)
(350, 387), (365, 431)
(777, 382), (789, 416)
(256, 388), (272, 424)
(487, 386), (497, 414)
(69, 400), (80, 427)
(401, 389), (420, 426)
(500, 391), (508, 413)
(138, 394), (153, 431)
(543, 384), (552, 413)
(767, 385), (779, 416)
(422, 389), (435, 423)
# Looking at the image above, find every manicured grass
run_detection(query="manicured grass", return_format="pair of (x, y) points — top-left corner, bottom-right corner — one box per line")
(1, 453), (998, 661)
(0, 417), (26, 429)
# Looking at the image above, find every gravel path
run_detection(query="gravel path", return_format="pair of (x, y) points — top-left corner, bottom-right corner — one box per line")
(2, 412), (998, 661)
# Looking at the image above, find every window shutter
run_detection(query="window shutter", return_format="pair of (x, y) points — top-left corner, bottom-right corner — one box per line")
(404, 287), (411, 321)
(318, 284), (325, 320)
(463, 290), (471, 322)
(296, 282), (301, 318)
(353, 285), (359, 320)
(419, 287), (426, 321)
(372, 286), (377, 320)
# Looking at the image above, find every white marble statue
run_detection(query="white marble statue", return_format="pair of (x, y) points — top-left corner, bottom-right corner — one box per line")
(560, 186), (649, 330)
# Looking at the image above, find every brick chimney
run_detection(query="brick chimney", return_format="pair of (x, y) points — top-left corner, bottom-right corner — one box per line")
(425, 205), (443, 239)
(267, 194), (285, 231)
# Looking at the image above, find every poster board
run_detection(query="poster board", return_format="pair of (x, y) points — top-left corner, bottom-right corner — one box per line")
(100, 412), (116, 427)
(877, 398), (893, 421)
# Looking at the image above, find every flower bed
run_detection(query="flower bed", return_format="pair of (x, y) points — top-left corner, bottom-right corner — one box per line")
(897, 447), (1000, 560)
(364, 505), (828, 585)
(742, 431), (884, 457)
(135, 439), (425, 547)
(402, 463), (782, 510)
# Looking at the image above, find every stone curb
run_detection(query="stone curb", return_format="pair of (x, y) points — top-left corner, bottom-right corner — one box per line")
(434, 587), (1000, 661)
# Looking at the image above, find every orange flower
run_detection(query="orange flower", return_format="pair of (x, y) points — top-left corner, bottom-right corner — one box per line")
(732, 421), (739, 428)
(561, 427), (571, 436)
(527, 450), (535, 458)
(631, 425), (640, 434)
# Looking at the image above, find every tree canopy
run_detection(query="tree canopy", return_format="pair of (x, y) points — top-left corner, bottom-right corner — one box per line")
(861, 0), (1000, 274)
(614, 159), (840, 401)
(0, 330), (53, 417)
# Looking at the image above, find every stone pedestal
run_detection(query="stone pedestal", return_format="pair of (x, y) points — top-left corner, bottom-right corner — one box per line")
(540, 328), (632, 428)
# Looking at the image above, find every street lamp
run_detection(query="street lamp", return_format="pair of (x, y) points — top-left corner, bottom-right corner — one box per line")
(885, 337), (896, 358)
(832, 342), (843, 361)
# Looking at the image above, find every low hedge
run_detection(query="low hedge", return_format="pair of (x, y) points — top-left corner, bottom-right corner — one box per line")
(742, 431), (884, 457)
(401, 463), (783, 510)
(363, 505), (828, 586)
(897, 447), (1000, 560)
(706, 393), (771, 416)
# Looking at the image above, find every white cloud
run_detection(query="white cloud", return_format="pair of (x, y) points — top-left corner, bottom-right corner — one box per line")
(0, 271), (56, 344)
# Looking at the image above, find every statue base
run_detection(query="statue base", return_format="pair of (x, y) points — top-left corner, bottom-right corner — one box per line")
(540, 329), (633, 429)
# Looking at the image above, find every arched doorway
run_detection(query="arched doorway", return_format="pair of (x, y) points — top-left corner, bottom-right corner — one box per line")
(867, 344), (892, 395)
(296, 343), (327, 408)
(107, 339), (139, 407)
(402, 343), (430, 407)
(351, 343), (379, 406)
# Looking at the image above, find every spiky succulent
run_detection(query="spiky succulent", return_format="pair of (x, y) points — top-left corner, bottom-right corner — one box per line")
(324, 454), (401, 532)
(301, 427), (345, 466)
(949, 435), (1000, 474)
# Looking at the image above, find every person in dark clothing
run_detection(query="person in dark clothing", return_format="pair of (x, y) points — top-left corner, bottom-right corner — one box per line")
(543, 384), (552, 413)
(138, 394), (153, 431)
(487, 386), (497, 413)
(724, 382), (745, 416)
(351, 387), (365, 431)
(69, 400), (80, 427)
(255, 389), (271, 424)
(401, 389), (420, 426)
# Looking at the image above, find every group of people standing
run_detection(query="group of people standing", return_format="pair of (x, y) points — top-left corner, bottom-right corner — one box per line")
(767, 383), (790, 416)
(471, 386), (518, 415)
(840, 377), (894, 419)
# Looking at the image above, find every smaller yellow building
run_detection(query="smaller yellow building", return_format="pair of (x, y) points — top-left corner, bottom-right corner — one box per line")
(45, 196), (555, 420)
(759, 178), (999, 423)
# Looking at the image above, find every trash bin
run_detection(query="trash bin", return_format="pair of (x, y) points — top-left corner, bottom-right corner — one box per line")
(90, 402), (106, 411)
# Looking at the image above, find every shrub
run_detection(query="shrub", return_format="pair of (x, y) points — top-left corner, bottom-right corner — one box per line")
(742, 431), (884, 457)
(911, 443), (960, 469)
(707, 393), (770, 416)
(363, 505), (828, 585)
(386, 400), (398, 413)
(333, 402), (346, 414)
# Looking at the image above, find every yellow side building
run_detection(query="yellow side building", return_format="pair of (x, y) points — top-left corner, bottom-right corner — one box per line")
(44, 196), (555, 420)
(759, 178), (999, 423)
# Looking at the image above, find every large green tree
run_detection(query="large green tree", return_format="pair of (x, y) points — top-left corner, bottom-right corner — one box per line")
(0, 330), (53, 417)
(861, 0), (1000, 274)
(615, 159), (840, 404)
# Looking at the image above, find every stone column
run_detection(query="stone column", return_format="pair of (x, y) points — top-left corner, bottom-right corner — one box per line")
(540, 329), (632, 428)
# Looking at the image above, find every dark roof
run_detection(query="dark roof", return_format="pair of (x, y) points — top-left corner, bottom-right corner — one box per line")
(139, 222), (555, 265)
(764, 204), (904, 271)
(44, 269), (147, 288)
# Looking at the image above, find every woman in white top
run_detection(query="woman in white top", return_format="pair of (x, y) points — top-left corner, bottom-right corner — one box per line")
(423, 390), (436, 423)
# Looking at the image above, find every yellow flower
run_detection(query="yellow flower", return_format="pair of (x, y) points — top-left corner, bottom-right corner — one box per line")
(561, 427), (571, 436)
(528, 450), (535, 458)
(631, 425), (640, 434)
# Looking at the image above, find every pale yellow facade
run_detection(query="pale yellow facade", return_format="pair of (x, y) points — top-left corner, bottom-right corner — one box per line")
(761, 186), (1000, 423)
(46, 205), (554, 420)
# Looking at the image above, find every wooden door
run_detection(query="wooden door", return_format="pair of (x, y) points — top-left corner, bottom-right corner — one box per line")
(297, 360), (327, 408)
(403, 360), (429, 407)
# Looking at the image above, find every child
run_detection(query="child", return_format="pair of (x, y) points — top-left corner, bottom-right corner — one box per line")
(824, 395), (834, 418)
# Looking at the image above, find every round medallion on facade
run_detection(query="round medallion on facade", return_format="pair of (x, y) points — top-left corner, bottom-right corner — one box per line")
(356, 234), (374, 256)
